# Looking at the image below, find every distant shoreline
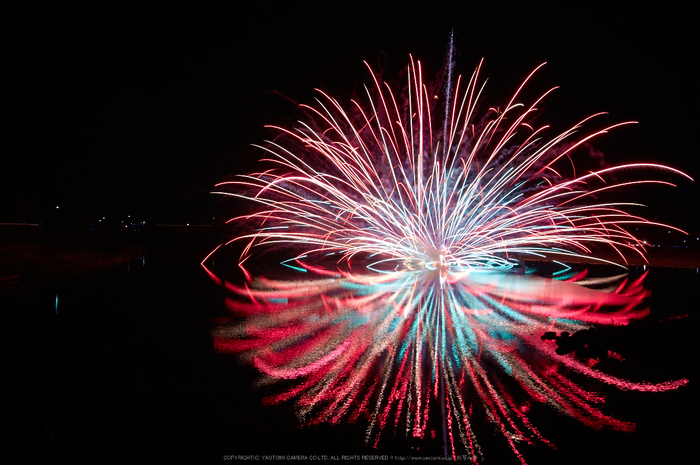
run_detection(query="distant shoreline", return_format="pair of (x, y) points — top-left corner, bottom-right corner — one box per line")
(1, 244), (697, 292)
(0, 247), (144, 287)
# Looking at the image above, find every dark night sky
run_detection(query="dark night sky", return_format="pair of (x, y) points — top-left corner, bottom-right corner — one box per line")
(5, 3), (699, 231)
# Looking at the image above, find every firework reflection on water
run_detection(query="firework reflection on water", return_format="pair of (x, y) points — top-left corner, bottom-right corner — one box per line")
(208, 260), (687, 462)
(205, 54), (690, 462)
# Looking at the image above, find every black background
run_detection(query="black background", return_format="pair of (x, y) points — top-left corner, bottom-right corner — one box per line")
(4, 3), (699, 231)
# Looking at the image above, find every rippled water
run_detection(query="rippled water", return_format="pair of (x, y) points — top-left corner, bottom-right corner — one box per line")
(1, 255), (696, 463)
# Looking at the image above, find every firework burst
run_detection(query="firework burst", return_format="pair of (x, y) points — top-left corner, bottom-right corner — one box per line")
(210, 56), (690, 272)
(205, 54), (690, 462)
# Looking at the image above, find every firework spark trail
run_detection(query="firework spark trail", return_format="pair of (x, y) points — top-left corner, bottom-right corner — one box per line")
(206, 56), (691, 462)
